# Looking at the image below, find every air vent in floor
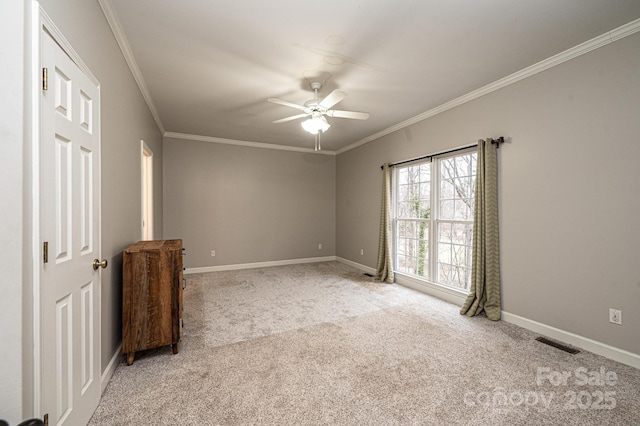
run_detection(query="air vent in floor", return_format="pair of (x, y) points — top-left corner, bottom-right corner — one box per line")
(535, 337), (580, 354)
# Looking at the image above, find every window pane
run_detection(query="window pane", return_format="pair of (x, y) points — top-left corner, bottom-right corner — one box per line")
(396, 256), (407, 273)
(397, 216), (428, 276)
(416, 254), (428, 277)
(459, 177), (473, 198)
(397, 164), (430, 220)
(397, 202), (408, 219)
(438, 242), (451, 264)
(397, 221), (406, 237)
(420, 184), (430, 203)
(451, 223), (472, 245)
(439, 222), (452, 243)
(454, 199), (472, 220)
(405, 256), (417, 275)
(437, 221), (473, 290)
(438, 263), (451, 283)
(398, 184), (409, 203)
(420, 163), (431, 182)
(406, 192), (419, 219)
(455, 156), (470, 176)
(449, 267), (469, 289)
(441, 179), (454, 199)
(440, 158), (455, 180)
(406, 238), (417, 258)
(452, 244), (466, 265)
(440, 200), (454, 219)
(419, 201), (431, 219)
(397, 238), (406, 256)
(398, 168), (408, 185)
(404, 220), (416, 239)
(417, 226), (429, 263)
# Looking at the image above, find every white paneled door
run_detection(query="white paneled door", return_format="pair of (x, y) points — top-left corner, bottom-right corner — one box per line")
(40, 29), (102, 426)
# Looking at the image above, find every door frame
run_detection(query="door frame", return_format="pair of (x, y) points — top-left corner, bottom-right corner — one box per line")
(30, 1), (103, 416)
(141, 140), (153, 240)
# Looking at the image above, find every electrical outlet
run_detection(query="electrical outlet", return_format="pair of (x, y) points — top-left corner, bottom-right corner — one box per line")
(609, 308), (622, 325)
(211, 250), (216, 257)
(318, 243), (322, 250)
(360, 249), (364, 256)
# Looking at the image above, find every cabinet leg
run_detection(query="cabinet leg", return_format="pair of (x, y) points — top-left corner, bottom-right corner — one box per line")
(127, 352), (135, 366)
(172, 343), (179, 354)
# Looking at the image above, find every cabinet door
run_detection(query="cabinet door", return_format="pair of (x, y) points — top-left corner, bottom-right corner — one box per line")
(122, 252), (150, 354)
(147, 250), (173, 348)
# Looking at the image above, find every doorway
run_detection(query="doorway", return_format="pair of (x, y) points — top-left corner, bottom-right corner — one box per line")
(141, 140), (154, 240)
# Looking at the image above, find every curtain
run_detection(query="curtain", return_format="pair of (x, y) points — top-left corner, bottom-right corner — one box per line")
(375, 163), (394, 283)
(460, 139), (501, 320)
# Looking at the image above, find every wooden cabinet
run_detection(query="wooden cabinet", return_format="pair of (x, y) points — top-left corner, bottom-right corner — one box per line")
(122, 239), (183, 365)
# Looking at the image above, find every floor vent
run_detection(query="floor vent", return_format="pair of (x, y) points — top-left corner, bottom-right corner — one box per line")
(535, 337), (580, 354)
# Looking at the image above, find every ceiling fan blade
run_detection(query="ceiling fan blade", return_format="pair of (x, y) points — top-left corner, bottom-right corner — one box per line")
(326, 110), (370, 120)
(268, 98), (307, 111)
(319, 90), (347, 109)
(273, 113), (309, 124)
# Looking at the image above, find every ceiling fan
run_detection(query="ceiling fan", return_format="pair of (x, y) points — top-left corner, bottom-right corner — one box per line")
(268, 82), (369, 151)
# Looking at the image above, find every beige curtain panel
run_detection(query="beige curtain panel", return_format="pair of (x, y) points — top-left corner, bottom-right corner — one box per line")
(375, 163), (394, 283)
(461, 139), (501, 320)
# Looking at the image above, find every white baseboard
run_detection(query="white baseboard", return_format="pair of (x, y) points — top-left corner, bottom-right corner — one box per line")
(184, 256), (337, 274)
(502, 311), (640, 369)
(101, 343), (122, 394)
(335, 257), (376, 274)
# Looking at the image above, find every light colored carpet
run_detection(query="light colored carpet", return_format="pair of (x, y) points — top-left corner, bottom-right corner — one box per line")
(203, 262), (415, 348)
(90, 262), (640, 425)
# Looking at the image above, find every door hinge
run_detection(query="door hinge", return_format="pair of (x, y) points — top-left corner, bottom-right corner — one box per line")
(42, 67), (48, 91)
(43, 241), (49, 264)
(44, 413), (49, 425)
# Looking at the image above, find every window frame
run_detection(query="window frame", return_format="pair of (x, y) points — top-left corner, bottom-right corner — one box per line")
(392, 147), (477, 293)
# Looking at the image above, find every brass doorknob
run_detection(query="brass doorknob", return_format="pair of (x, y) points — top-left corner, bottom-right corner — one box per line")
(93, 259), (108, 270)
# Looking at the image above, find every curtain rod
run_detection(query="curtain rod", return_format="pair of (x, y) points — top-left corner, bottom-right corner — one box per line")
(380, 137), (504, 170)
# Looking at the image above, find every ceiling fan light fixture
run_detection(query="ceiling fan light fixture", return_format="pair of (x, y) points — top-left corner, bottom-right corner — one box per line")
(301, 115), (330, 134)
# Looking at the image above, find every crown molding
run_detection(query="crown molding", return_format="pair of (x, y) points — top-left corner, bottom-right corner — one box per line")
(98, 0), (165, 134)
(337, 18), (640, 155)
(164, 132), (336, 156)
(610, 17), (640, 42)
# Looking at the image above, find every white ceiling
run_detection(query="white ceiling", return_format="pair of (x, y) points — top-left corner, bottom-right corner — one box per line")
(104, 0), (640, 152)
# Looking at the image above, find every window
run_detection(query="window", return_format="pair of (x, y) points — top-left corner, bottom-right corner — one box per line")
(394, 150), (477, 291)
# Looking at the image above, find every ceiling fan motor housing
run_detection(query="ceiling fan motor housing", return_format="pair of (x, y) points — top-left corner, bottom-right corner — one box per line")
(305, 82), (324, 111)
(304, 100), (322, 111)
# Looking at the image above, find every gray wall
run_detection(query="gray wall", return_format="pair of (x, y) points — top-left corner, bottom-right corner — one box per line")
(337, 33), (640, 355)
(36, 0), (164, 374)
(0, 1), (26, 422)
(163, 138), (335, 268)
